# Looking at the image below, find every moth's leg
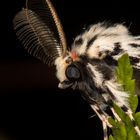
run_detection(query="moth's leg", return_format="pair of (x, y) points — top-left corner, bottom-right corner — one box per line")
(90, 104), (111, 140)
(104, 98), (140, 137)
(102, 121), (108, 140)
(102, 93), (122, 122)
(103, 82), (140, 137)
(110, 107), (121, 122)
(117, 104), (140, 137)
(90, 104), (112, 127)
(112, 102), (140, 137)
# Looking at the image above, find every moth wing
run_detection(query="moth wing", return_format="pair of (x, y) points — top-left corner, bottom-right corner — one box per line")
(13, 0), (67, 66)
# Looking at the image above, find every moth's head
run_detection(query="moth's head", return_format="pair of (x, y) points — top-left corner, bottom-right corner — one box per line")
(55, 52), (84, 89)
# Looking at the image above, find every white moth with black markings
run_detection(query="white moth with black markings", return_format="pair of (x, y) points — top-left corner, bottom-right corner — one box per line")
(13, 0), (140, 139)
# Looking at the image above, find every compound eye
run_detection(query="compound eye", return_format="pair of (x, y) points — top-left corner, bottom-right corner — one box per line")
(66, 65), (81, 80)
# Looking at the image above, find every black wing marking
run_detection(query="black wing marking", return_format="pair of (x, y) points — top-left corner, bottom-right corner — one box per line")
(13, 0), (67, 66)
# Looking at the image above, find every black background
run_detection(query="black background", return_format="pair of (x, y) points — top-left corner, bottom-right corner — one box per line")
(0, 0), (140, 139)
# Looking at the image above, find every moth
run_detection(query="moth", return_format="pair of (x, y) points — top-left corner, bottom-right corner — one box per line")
(13, 0), (140, 139)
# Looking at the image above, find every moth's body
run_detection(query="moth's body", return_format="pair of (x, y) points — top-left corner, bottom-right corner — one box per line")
(13, 0), (140, 139)
(56, 23), (140, 110)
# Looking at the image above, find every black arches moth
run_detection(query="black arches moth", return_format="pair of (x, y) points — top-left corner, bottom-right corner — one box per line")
(13, 0), (140, 139)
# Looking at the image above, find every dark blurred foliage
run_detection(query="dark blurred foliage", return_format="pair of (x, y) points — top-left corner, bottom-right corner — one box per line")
(0, 0), (139, 139)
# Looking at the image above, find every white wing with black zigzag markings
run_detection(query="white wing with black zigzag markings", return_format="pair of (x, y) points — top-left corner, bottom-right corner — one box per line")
(72, 22), (140, 69)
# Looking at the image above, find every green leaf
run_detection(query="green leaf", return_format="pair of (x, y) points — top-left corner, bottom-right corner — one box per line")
(108, 117), (116, 126)
(129, 94), (138, 113)
(113, 103), (126, 122)
(108, 54), (140, 140)
(116, 54), (133, 85)
(112, 122), (127, 140)
(116, 53), (138, 113)
(109, 135), (115, 140)
(135, 112), (140, 129)
(125, 116), (139, 140)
